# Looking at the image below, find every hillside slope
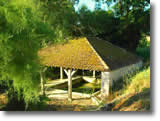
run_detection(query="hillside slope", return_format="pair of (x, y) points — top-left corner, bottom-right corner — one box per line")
(100, 66), (150, 111)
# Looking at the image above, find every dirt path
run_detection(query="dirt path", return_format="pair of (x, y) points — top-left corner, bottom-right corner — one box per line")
(44, 89), (100, 111)
(46, 98), (99, 111)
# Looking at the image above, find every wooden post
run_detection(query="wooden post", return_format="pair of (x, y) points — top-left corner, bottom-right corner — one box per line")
(82, 70), (84, 76)
(68, 69), (72, 101)
(93, 70), (96, 78)
(40, 71), (45, 96)
(60, 67), (63, 79)
(64, 69), (77, 101)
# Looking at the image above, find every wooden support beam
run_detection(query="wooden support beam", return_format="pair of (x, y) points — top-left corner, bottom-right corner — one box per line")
(71, 70), (77, 77)
(60, 67), (63, 79)
(82, 70), (84, 76)
(40, 71), (45, 96)
(64, 69), (69, 76)
(93, 70), (96, 78)
(68, 69), (72, 101)
(64, 69), (77, 77)
(64, 68), (77, 101)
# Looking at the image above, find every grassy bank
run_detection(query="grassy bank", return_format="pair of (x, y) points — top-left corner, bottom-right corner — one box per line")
(111, 67), (150, 111)
(101, 45), (150, 111)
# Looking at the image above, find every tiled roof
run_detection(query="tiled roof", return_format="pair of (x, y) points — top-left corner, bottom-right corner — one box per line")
(38, 37), (141, 71)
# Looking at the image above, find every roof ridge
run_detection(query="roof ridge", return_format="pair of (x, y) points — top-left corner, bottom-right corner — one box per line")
(85, 37), (110, 71)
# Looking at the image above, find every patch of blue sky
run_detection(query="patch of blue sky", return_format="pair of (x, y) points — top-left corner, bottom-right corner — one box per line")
(145, 4), (150, 11)
(74, 0), (108, 11)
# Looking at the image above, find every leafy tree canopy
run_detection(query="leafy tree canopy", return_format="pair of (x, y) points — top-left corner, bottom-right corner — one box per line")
(75, 0), (150, 51)
(0, 0), (76, 107)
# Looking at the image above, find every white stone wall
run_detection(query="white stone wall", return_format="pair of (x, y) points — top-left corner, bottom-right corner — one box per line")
(110, 60), (143, 82)
(101, 60), (143, 98)
(101, 71), (111, 98)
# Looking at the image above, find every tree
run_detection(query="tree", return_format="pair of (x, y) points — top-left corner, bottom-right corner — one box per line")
(76, 0), (150, 51)
(111, 0), (150, 51)
(75, 5), (116, 37)
(0, 0), (79, 108)
(41, 0), (78, 42)
(0, 0), (58, 108)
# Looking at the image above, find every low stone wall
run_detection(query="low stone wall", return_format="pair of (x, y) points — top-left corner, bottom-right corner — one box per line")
(101, 60), (143, 99)
(110, 60), (143, 82)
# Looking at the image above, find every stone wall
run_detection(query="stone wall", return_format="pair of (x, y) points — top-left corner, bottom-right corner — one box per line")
(110, 60), (143, 82)
(101, 60), (143, 99)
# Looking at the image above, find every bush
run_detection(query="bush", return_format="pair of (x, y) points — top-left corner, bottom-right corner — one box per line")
(0, 80), (8, 93)
(138, 35), (150, 48)
(136, 47), (150, 62)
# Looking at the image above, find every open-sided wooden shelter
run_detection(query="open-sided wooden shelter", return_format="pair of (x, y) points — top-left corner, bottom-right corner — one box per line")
(38, 37), (142, 101)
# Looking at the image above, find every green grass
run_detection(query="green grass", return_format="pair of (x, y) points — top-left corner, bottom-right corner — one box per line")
(124, 67), (150, 94)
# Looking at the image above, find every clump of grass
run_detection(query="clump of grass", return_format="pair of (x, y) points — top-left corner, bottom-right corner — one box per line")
(123, 67), (150, 94)
(111, 69), (141, 99)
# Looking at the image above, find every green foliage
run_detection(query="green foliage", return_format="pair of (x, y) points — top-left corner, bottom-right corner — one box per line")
(136, 47), (150, 62)
(0, 80), (8, 93)
(138, 35), (150, 48)
(75, 0), (150, 51)
(0, 0), (55, 107)
(41, 0), (78, 43)
(76, 7), (115, 36)
(0, 0), (79, 108)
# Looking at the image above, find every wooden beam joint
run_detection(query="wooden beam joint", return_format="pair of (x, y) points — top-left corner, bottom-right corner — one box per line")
(63, 68), (77, 101)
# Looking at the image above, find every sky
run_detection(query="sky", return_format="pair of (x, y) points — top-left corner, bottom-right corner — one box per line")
(74, 0), (150, 12)
(74, 0), (108, 11)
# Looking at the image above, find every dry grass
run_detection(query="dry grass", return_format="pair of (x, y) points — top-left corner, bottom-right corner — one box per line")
(125, 67), (150, 94)
(0, 93), (8, 110)
(112, 67), (150, 111)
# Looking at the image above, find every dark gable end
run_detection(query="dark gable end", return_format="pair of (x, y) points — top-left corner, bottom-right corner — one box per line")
(87, 37), (141, 70)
